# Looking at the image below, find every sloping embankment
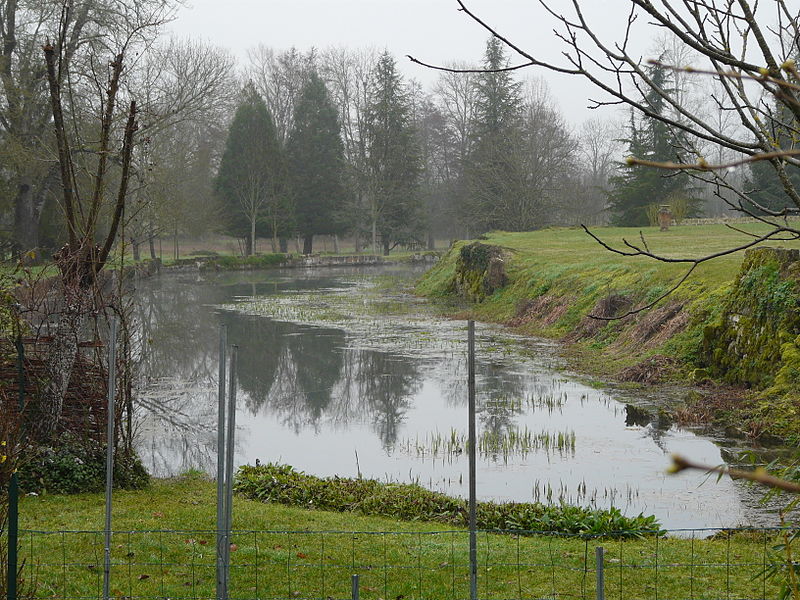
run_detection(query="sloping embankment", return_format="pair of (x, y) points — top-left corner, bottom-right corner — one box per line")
(417, 231), (800, 441)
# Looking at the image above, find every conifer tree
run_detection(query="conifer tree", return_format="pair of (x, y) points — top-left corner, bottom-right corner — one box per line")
(286, 72), (348, 254)
(365, 52), (423, 255)
(215, 86), (288, 254)
(464, 37), (525, 233)
(607, 64), (699, 226)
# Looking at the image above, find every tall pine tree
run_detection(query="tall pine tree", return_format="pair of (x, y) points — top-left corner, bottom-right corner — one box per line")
(215, 86), (288, 254)
(286, 71), (348, 254)
(365, 52), (423, 255)
(464, 37), (526, 233)
(607, 64), (698, 226)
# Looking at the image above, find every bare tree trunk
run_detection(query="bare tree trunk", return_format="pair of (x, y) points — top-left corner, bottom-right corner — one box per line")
(132, 238), (141, 261)
(354, 231), (361, 253)
(295, 235), (302, 253)
(270, 235), (277, 253)
(148, 230), (157, 260)
(279, 238), (288, 253)
(250, 217), (256, 256)
(371, 218), (377, 255)
(333, 234), (340, 254)
(37, 287), (87, 440)
(303, 234), (313, 255)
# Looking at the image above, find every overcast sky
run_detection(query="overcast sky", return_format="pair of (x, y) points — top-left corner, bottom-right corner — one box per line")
(168, 0), (653, 127)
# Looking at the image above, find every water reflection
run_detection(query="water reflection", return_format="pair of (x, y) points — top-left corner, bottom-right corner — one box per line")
(132, 267), (787, 529)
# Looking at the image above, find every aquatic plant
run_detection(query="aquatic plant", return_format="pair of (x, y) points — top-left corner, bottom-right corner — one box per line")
(400, 427), (576, 462)
(235, 462), (661, 536)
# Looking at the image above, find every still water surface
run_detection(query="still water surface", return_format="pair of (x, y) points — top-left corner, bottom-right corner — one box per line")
(134, 266), (777, 530)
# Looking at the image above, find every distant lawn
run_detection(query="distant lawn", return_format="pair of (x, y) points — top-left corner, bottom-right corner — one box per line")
(16, 475), (791, 600)
(489, 222), (798, 285)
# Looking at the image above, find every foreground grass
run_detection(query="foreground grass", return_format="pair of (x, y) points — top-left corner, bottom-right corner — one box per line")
(17, 475), (789, 600)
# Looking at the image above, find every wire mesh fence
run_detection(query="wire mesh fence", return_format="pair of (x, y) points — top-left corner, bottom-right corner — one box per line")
(14, 526), (796, 600)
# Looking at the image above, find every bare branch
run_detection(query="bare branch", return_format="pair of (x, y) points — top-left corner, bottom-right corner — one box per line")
(628, 149), (800, 171)
(589, 263), (697, 321)
(670, 455), (800, 494)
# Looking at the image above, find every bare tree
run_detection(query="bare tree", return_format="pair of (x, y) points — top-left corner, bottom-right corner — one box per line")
(514, 78), (578, 228)
(319, 47), (378, 251)
(0, 0), (178, 258)
(126, 37), (237, 259)
(37, 0), (174, 440)
(575, 118), (622, 225)
(434, 64), (478, 172)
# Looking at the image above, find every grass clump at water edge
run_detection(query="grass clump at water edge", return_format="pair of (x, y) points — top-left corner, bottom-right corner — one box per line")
(234, 462), (660, 535)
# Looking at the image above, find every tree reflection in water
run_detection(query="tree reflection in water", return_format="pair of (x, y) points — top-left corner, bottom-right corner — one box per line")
(133, 271), (423, 469)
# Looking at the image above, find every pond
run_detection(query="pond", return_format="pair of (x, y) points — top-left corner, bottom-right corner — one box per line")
(133, 265), (781, 530)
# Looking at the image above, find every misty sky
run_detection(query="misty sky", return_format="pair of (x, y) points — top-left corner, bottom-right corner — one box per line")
(169, 0), (657, 126)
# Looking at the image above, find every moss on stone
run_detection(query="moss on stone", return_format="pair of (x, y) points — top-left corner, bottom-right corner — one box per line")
(452, 242), (509, 302)
(702, 247), (800, 387)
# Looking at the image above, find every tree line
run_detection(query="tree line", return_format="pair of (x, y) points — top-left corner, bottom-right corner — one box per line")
(0, 4), (615, 261)
(2, 0), (792, 262)
(216, 40), (625, 256)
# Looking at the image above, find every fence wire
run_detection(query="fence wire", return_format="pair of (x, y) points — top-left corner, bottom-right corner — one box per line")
(15, 527), (794, 600)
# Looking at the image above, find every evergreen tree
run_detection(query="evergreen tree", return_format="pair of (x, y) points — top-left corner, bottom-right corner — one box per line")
(215, 86), (288, 255)
(747, 96), (800, 214)
(365, 52), (423, 255)
(607, 64), (699, 226)
(286, 71), (348, 254)
(748, 160), (800, 215)
(464, 37), (525, 233)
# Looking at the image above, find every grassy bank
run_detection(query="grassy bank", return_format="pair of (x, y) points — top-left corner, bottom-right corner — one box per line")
(417, 224), (800, 439)
(17, 474), (790, 600)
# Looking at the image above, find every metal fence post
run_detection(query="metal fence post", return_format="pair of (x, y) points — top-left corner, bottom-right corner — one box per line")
(216, 325), (227, 600)
(222, 345), (238, 598)
(596, 546), (605, 600)
(7, 335), (25, 600)
(351, 574), (360, 600)
(468, 320), (477, 600)
(103, 318), (118, 600)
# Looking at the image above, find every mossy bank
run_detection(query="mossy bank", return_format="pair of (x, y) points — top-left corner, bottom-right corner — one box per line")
(416, 225), (800, 442)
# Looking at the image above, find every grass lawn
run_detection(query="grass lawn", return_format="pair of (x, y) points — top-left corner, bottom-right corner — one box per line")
(16, 475), (790, 600)
(421, 223), (800, 315)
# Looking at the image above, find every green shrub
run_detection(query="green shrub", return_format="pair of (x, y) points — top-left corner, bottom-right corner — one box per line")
(235, 463), (660, 536)
(17, 433), (149, 495)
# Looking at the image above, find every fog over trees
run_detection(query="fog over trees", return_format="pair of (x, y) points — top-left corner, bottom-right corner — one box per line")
(1, 1), (783, 260)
